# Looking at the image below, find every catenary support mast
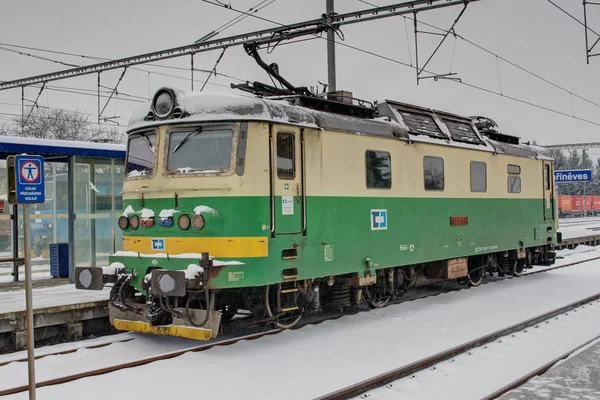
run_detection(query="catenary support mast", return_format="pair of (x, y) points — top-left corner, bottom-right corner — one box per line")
(326, 0), (337, 92)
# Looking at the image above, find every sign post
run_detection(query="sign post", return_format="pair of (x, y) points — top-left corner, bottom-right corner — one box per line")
(7, 154), (45, 400)
(554, 169), (592, 218)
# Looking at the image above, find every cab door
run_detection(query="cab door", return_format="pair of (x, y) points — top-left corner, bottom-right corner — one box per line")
(543, 162), (554, 221)
(271, 127), (304, 235)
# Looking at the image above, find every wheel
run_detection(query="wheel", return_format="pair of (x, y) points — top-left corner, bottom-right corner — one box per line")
(363, 285), (392, 309)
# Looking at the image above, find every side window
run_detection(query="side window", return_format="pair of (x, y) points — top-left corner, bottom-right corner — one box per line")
(424, 156), (444, 191)
(544, 164), (550, 190)
(366, 150), (391, 189)
(470, 161), (487, 192)
(508, 164), (521, 193)
(277, 133), (295, 179)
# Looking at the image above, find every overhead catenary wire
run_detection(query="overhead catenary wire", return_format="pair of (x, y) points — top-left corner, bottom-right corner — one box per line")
(358, 0), (600, 111)
(0, 102), (129, 121)
(0, 1), (477, 91)
(206, 0), (600, 128)
(0, 41), (249, 85)
(0, 111), (125, 130)
(546, 0), (600, 38)
(2, 2), (599, 129)
(0, 32), (317, 123)
(196, 0), (277, 42)
(0, 45), (79, 68)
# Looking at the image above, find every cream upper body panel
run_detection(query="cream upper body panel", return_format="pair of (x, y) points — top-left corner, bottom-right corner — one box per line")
(123, 121), (547, 201)
(123, 122), (270, 200)
(123, 90), (552, 202)
(306, 129), (545, 199)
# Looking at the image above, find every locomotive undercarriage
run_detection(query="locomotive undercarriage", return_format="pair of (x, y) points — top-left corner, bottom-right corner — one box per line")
(103, 245), (555, 338)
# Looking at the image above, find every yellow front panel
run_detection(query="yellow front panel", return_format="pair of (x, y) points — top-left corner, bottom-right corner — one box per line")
(122, 236), (269, 258)
(113, 319), (212, 341)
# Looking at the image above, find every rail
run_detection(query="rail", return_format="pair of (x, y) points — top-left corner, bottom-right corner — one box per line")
(482, 333), (600, 399)
(315, 291), (600, 399)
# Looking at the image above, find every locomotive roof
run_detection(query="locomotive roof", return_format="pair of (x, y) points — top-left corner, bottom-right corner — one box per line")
(129, 88), (553, 162)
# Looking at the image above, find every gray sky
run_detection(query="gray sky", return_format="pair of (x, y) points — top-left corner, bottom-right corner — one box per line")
(0, 0), (599, 150)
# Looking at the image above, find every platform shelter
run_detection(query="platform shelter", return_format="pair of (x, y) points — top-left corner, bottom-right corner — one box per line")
(0, 135), (126, 283)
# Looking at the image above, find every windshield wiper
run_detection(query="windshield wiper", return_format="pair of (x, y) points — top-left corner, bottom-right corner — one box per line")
(140, 134), (154, 153)
(172, 127), (202, 154)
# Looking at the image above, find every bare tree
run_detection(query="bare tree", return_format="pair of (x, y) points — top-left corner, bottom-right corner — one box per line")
(2, 107), (125, 143)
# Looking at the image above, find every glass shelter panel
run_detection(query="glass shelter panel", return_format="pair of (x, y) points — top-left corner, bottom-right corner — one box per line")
(75, 157), (124, 268)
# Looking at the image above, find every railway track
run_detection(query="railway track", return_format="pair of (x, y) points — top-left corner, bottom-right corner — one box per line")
(315, 294), (600, 400)
(0, 254), (598, 397)
(482, 333), (600, 400)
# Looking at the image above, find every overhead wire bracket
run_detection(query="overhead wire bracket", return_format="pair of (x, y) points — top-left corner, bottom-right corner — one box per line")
(584, 1), (600, 63)
(23, 82), (46, 125)
(97, 67), (127, 125)
(414, 2), (469, 84)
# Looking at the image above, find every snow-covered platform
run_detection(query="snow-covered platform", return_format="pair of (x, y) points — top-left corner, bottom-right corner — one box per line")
(0, 284), (110, 352)
(500, 339), (600, 400)
(557, 217), (600, 250)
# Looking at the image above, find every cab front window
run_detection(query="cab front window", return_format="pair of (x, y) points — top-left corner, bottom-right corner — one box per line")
(125, 131), (157, 179)
(167, 125), (234, 174)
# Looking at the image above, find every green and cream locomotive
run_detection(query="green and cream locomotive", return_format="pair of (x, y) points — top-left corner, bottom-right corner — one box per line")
(76, 86), (558, 340)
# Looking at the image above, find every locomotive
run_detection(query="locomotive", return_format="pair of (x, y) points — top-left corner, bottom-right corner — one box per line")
(76, 82), (559, 340)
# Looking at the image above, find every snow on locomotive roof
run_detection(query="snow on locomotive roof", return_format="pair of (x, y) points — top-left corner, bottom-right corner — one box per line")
(130, 91), (407, 139)
(129, 88), (553, 161)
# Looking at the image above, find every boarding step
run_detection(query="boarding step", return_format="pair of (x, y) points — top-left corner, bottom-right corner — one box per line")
(277, 281), (299, 314)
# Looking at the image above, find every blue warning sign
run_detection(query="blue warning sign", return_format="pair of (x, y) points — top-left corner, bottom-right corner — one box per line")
(16, 155), (45, 204)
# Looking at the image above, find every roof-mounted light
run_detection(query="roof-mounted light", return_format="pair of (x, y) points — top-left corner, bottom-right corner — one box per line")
(152, 88), (176, 119)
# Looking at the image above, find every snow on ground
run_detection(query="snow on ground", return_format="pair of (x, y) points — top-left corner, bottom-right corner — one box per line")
(355, 296), (600, 399)
(499, 338), (600, 400)
(553, 245), (600, 267)
(555, 244), (598, 258)
(0, 272), (51, 284)
(0, 284), (109, 314)
(0, 333), (206, 394)
(4, 258), (600, 399)
(0, 332), (134, 365)
(559, 217), (600, 239)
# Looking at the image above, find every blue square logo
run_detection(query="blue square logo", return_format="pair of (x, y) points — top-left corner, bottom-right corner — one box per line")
(371, 209), (387, 230)
(151, 238), (165, 251)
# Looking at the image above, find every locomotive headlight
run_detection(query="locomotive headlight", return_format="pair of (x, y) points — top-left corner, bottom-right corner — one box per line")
(130, 215), (140, 230)
(177, 214), (191, 230)
(153, 89), (175, 119)
(118, 216), (129, 230)
(192, 214), (205, 230)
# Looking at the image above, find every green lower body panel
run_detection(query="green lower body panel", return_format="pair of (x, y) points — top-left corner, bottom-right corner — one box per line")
(115, 196), (556, 292)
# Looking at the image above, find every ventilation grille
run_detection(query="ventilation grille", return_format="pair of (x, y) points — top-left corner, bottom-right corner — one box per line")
(443, 119), (483, 145)
(399, 111), (446, 139)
